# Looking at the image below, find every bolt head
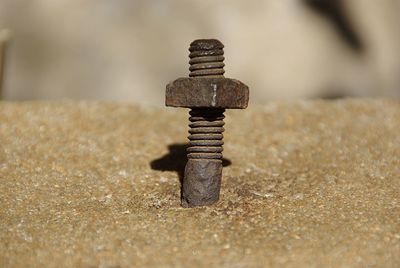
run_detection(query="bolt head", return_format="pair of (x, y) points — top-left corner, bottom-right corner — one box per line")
(166, 77), (249, 109)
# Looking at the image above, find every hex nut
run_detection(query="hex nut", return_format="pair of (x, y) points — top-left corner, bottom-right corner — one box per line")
(166, 77), (249, 109)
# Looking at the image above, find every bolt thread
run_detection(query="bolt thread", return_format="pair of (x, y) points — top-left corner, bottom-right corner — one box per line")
(189, 39), (225, 77)
(187, 40), (226, 160)
(187, 108), (225, 160)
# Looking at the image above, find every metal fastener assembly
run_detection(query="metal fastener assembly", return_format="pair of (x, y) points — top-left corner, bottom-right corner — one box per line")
(166, 39), (249, 207)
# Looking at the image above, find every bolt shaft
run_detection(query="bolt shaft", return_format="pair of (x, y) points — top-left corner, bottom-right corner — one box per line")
(182, 40), (226, 207)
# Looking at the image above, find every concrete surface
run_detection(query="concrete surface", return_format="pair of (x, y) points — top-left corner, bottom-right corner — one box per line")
(0, 100), (399, 267)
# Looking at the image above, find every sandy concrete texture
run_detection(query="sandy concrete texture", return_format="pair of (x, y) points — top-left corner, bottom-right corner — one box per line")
(0, 100), (399, 267)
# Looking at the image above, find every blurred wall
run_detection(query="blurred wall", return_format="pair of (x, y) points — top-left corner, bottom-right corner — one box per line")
(0, 29), (11, 98)
(0, 0), (399, 105)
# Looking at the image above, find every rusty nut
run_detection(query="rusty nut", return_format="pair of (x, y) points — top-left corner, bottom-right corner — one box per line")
(166, 77), (249, 109)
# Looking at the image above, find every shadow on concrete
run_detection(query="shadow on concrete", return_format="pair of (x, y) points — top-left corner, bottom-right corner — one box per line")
(150, 143), (232, 184)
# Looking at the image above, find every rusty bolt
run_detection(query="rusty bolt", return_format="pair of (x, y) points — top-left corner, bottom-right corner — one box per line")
(166, 39), (249, 207)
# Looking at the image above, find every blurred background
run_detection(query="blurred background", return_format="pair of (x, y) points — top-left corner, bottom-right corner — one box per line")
(0, 0), (399, 105)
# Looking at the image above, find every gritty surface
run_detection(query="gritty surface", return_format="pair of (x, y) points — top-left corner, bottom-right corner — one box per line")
(0, 100), (399, 268)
